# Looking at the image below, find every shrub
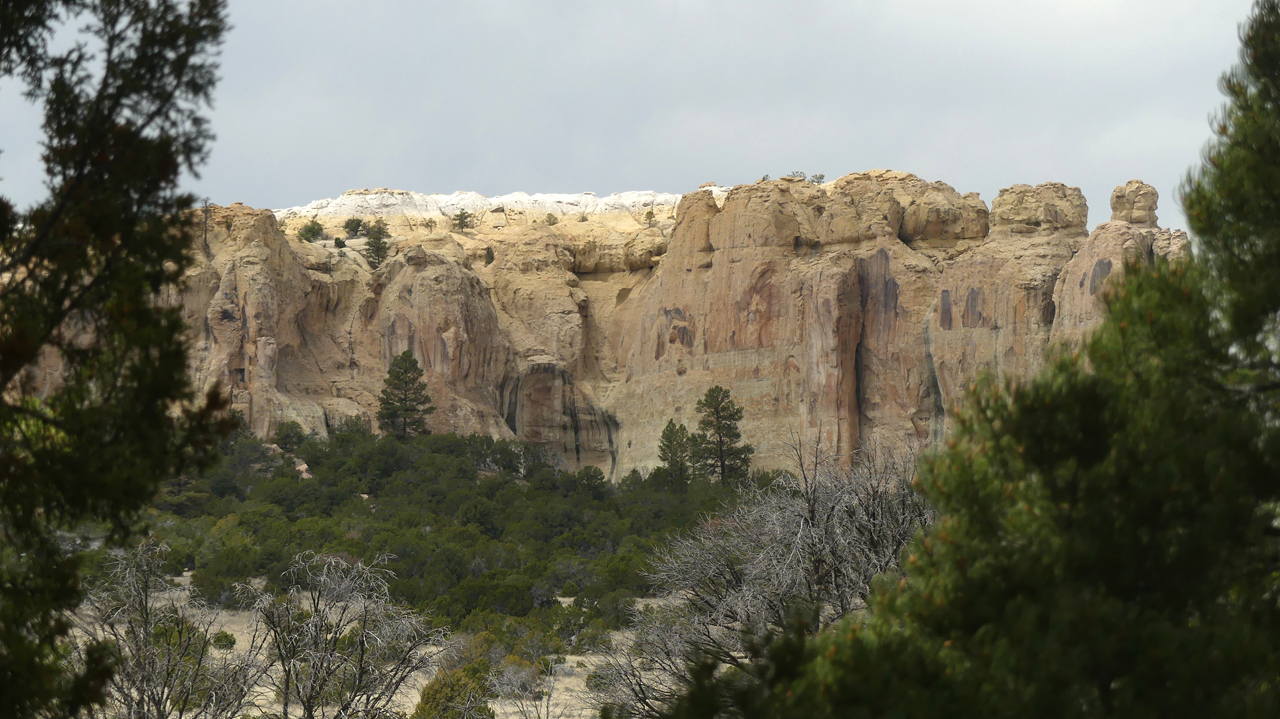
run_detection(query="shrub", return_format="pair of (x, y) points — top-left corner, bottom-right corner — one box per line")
(297, 219), (325, 242)
(343, 217), (365, 237)
(645, 210), (655, 226)
(412, 669), (493, 719)
(272, 421), (307, 453)
(545, 213), (558, 226)
(425, 218), (438, 231)
(578, 213), (588, 222)
(334, 237), (346, 248)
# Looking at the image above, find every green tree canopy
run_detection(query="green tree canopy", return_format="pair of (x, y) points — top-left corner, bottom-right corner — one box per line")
(272, 420), (307, 453)
(690, 386), (753, 486)
(657, 419), (692, 490)
(0, 1), (230, 716)
(343, 217), (365, 237)
(378, 350), (436, 439)
(364, 219), (390, 267)
(366, 217), (390, 241)
(297, 218), (324, 242)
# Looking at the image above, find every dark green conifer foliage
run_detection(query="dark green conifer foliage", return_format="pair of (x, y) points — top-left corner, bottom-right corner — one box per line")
(364, 219), (390, 267)
(658, 419), (692, 488)
(378, 350), (436, 439)
(343, 217), (365, 237)
(661, 4), (1280, 718)
(0, 2), (230, 717)
(690, 386), (753, 486)
(297, 218), (324, 242)
(364, 235), (389, 268)
(272, 421), (307, 453)
(1183, 0), (1280, 406)
(366, 217), (390, 241)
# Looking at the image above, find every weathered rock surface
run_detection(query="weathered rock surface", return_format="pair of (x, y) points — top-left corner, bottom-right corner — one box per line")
(169, 175), (1188, 478)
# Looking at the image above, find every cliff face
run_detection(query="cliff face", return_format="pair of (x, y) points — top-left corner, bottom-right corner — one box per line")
(179, 174), (1187, 477)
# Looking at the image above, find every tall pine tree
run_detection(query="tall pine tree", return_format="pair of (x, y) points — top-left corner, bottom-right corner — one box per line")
(690, 386), (753, 487)
(658, 419), (693, 489)
(378, 350), (435, 439)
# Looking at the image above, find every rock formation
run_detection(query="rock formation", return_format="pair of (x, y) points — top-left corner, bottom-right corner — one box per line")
(169, 174), (1189, 478)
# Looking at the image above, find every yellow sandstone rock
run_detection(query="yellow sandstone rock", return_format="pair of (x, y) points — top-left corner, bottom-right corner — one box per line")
(156, 174), (1185, 479)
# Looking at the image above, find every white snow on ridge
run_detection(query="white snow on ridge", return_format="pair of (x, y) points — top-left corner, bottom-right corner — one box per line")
(273, 188), (689, 223)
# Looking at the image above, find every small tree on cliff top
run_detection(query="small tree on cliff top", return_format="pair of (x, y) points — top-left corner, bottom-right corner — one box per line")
(690, 386), (753, 486)
(363, 218), (391, 268)
(378, 350), (435, 439)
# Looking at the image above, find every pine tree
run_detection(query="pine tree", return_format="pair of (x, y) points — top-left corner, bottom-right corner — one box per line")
(364, 219), (390, 268)
(690, 386), (753, 486)
(364, 235), (389, 268)
(378, 350), (435, 439)
(663, 4), (1280, 718)
(657, 419), (692, 488)
(0, 3), (230, 716)
(297, 218), (325, 242)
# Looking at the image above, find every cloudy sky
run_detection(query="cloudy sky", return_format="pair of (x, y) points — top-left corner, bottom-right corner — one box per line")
(0, 0), (1258, 230)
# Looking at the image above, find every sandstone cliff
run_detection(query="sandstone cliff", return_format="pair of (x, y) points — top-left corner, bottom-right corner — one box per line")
(179, 174), (1188, 477)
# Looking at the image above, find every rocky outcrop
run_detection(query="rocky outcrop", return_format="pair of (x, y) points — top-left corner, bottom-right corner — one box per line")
(169, 175), (1189, 478)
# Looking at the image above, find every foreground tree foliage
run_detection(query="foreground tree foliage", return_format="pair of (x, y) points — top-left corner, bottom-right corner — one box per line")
(0, 2), (229, 716)
(661, 4), (1280, 718)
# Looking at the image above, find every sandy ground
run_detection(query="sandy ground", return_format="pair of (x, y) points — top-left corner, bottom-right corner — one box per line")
(210, 603), (601, 718)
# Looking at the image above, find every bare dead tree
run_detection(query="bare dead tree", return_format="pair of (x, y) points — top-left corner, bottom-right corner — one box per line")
(488, 657), (567, 719)
(75, 542), (267, 719)
(241, 551), (450, 719)
(589, 434), (931, 719)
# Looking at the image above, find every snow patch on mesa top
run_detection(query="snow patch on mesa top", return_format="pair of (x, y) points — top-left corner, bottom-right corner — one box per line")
(273, 187), (698, 223)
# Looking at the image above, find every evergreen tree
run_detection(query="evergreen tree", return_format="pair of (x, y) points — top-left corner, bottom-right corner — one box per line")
(657, 419), (692, 489)
(378, 350), (435, 439)
(366, 217), (390, 241)
(272, 421), (307, 453)
(364, 234), (390, 268)
(364, 219), (391, 267)
(690, 386), (753, 486)
(0, 2), (230, 717)
(297, 218), (325, 242)
(662, 4), (1280, 718)
(343, 217), (365, 237)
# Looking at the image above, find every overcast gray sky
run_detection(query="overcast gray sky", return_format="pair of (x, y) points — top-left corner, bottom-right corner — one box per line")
(0, 0), (1259, 230)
